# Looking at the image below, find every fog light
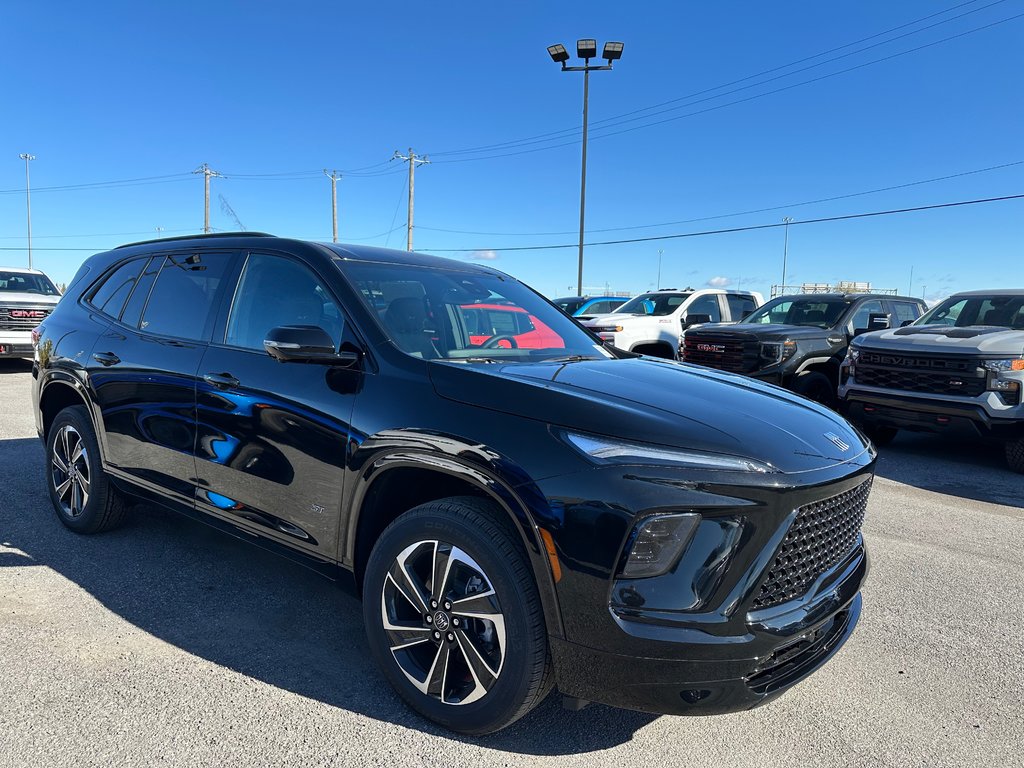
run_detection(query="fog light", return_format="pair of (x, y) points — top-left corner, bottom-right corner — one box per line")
(620, 513), (700, 579)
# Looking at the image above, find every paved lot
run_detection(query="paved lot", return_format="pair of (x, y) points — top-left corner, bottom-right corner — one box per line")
(1, 359), (1022, 767)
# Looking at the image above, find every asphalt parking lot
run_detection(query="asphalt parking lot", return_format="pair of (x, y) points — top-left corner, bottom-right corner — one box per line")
(1, 359), (1021, 768)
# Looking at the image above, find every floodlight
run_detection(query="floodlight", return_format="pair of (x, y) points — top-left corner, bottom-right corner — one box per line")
(602, 41), (624, 61)
(577, 39), (597, 59)
(547, 43), (569, 63)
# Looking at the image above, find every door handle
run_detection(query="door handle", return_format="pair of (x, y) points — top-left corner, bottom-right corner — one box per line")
(202, 372), (240, 389)
(91, 351), (121, 366)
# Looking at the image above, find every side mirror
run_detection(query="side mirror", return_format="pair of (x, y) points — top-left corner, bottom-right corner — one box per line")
(854, 313), (891, 337)
(740, 309), (754, 321)
(683, 313), (713, 329)
(900, 319), (914, 328)
(264, 325), (360, 367)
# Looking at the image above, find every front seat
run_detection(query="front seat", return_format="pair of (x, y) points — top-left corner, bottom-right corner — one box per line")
(384, 297), (439, 359)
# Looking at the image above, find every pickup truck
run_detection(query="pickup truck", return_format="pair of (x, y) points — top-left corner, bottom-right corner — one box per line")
(0, 267), (62, 359)
(839, 289), (1024, 472)
(581, 288), (763, 359)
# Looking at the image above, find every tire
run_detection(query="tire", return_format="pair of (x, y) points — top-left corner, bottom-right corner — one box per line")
(792, 371), (836, 407)
(46, 405), (128, 533)
(1005, 437), (1024, 474)
(362, 496), (552, 734)
(863, 425), (898, 447)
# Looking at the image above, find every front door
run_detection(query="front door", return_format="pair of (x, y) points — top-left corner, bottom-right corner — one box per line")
(193, 251), (361, 560)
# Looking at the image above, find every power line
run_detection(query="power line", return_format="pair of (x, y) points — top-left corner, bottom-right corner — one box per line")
(418, 160), (1024, 236)
(418, 193), (1024, 253)
(430, 0), (1005, 159)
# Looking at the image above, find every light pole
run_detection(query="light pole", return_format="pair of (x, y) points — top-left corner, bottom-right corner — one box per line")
(657, 249), (663, 289)
(781, 216), (794, 293)
(19, 153), (36, 269)
(547, 39), (624, 296)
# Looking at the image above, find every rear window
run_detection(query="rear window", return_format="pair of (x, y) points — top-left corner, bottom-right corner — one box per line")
(88, 259), (147, 319)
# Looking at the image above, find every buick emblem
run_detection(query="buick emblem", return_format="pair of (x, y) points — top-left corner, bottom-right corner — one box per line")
(824, 432), (850, 452)
(433, 611), (450, 631)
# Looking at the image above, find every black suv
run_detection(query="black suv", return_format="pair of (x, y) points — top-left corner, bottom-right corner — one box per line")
(683, 293), (927, 405)
(33, 234), (874, 734)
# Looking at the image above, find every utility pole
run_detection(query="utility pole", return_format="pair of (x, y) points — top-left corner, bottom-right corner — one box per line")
(324, 169), (342, 242)
(19, 153), (35, 269)
(393, 149), (429, 251)
(908, 265), (914, 296)
(657, 249), (663, 289)
(781, 217), (794, 291)
(193, 163), (223, 233)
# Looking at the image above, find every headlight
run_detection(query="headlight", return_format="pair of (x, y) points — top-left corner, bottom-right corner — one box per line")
(595, 325), (624, 333)
(845, 346), (861, 364)
(982, 358), (1024, 372)
(620, 513), (701, 579)
(564, 432), (776, 473)
(759, 339), (797, 364)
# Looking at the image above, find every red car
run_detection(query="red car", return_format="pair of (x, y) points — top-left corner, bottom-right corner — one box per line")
(461, 303), (564, 349)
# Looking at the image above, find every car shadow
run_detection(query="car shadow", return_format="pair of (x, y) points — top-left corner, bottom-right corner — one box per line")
(872, 431), (1022, 508)
(0, 359), (33, 373)
(0, 436), (655, 754)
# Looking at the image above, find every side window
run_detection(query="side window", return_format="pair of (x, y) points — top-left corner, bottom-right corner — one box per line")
(726, 294), (757, 321)
(88, 259), (146, 319)
(850, 299), (884, 331)
(686, 295), (722, 322)
(140, 252), (232, 341)
(120, 257), (161, 328)
(891, 301), (922, 327)
(225, 253), (343, 351)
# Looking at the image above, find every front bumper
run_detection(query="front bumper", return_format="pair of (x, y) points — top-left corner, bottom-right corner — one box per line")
(841, 389), (1024, 440)
(552, 542), (868, 715)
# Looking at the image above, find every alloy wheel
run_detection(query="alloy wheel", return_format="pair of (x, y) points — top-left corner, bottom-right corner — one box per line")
(51, 424), (90, 517)
(381, 539), (506, 706)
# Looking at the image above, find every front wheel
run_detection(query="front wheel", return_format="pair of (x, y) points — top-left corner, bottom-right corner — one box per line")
(362, 497), (551, 734)
(793, 371), (836, 407)
(1005, 437), (1024, 474)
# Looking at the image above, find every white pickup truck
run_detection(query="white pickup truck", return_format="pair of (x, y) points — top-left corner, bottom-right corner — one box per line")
(0, 267), (62, 359)
(581, 288), (764, 359)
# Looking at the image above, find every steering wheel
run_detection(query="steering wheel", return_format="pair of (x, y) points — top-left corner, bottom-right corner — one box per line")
(480, 334), (519, 349)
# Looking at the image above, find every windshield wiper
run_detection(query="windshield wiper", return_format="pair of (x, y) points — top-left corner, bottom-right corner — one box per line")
(546, 354), (601, 363)
(451, 356), (502, 364)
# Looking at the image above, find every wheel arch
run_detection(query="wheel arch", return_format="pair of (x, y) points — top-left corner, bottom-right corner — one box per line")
(346, 451), (565, 639)
(38, 374), (94, 442)
(629, 340), (676, 359)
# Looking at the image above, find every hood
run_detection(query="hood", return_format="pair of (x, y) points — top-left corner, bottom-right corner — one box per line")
(0, 292), (60, 306)
(854, 325), (1024, 356)
(581, 312), (661, 327)
(689, 323), (832, 342)
(429, 358), (870, 475)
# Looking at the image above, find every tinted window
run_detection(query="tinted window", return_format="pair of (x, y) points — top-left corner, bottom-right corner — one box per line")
(892, 301), (922, 326)
(726, 294), (757, 321)
(745, 297), (848, 328)
(850, 300), (885, 331)
(687, 295), (722, 323)
(140, 252), (232, 340)
(555, 298), (584, 314)
(0, 270), (60, 296)
(89, 260), (146, 319)
(226, 253), (343, 351)
(616, 292), (691, 316)
(120, 257), (161, 328)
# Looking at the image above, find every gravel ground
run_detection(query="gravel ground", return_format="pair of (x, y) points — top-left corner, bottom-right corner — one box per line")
(1, 359), (1021, 767)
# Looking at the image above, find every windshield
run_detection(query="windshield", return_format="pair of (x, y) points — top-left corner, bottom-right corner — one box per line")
(341, 262), (612, 362)
(744, 297), (848, 328)
(0, 271), (60, 296)
(614, 292), (691, 316)
(916, 294), (1024, 330)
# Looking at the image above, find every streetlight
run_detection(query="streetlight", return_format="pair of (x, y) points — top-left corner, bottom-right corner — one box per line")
(19, 153), (36, 269)
(781, 216), (794, 294)
(547, 39), (624, 296)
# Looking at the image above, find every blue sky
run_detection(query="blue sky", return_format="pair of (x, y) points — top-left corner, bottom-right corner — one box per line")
(1, 0), (1021, 302)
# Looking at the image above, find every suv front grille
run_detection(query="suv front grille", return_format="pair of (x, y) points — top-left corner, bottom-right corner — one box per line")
(683, 334), (759, 373)
(0, 305), (53, 331)
(751, 479), (870, 610)
(856, 350), (986, 397)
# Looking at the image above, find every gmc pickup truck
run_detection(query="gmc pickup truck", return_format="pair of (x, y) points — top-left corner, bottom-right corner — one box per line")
(0, 267), (62, 358)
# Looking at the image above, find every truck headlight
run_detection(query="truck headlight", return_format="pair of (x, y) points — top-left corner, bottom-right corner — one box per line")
(563, 432), (776, 473)
(759, 339), (797, 364)
(982, 358), (1024, 372)
(620, 513), (701, 578)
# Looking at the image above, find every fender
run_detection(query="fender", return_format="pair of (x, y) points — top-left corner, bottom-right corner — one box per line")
(36, 370), (111, 465)
(345, 430), (566, 639)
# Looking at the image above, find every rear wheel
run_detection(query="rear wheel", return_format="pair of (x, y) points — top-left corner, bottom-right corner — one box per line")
(362, 496), (551, 734)
(46, 405), (128, 533)
(793, 371), (836, 407)
(1005, 437), (1024, 473)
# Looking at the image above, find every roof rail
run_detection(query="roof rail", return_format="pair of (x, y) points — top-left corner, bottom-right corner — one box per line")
(115, 231), (275, 249)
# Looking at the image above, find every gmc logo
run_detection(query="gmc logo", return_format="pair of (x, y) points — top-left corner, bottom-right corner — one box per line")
(10, 309), (47, 319)
(695, 343), (726, 353)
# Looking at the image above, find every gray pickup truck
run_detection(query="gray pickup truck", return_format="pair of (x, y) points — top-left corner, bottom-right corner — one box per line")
(839, 289), (1024, 472)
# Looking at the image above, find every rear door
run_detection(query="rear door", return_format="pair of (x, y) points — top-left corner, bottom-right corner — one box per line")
(88, 250), (235, 504)
(193, 250), (362, 560)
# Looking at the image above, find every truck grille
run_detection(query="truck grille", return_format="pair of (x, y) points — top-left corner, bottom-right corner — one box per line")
(683, 334), (759, 373)
(856, 350), (985, 397)
(751, 479), (870, 610)
(0, 305), (53, 331)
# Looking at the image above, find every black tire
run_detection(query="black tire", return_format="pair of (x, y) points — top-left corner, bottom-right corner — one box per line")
(792, 371), (836, 407)
(363, 496), (552, 734)
(1005, 437), (1024, 474)
(46, 405), (128, 533)
(864, 425), (898, 447)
